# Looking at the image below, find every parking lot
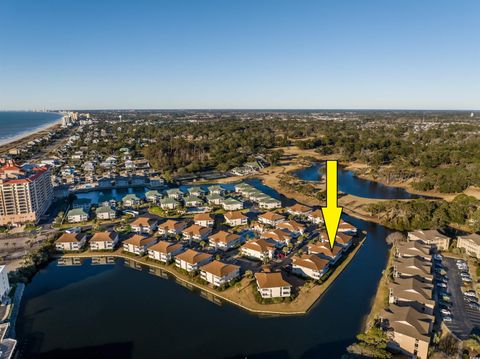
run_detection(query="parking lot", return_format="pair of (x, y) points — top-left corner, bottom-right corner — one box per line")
(441, 257), (480, 339)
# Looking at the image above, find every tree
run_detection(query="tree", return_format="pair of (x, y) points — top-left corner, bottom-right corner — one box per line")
(346, 326), (392, 359)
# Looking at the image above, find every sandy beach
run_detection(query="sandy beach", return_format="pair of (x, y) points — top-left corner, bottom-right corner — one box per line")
(0, 115), (64, 154)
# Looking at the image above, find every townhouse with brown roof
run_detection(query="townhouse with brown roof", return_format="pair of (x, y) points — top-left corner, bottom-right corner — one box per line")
(175, 249), (213, 272)
(123, 234), (157, 255)
(258, 211), (285, 226)
(393, 257), (433, 282)
(276, 220), (306, 236)
(308, 242), (344, 264)
(130, 216), (158, 234)
(148, 240), (184, 263)
(182, 224), (212, 243)
(407, 229), (450, 251)
(286, 203), (312, 217)
(55, 232), (87, 252)
(337, 220), (357, 235)
(261, 229), (292, 247)
(457, 233), (480, 258)
(292, 254), (330, 280)
(388, 277), (435, 315)
(255, 269), (292, 299)
(395, 241), (432, 262)
(318, 231), (354, 250)
(223, 211), (248, 227)
(157, 219), (190, 237)
(193, 213), (215, 227)
(89, 230), (119, 251)
(381, 305), (434, 359)
(200, 260), (240, 287)
(241, 238), (276, 260)
(209, 230), (243, 251)
(307, 209), (324, 224)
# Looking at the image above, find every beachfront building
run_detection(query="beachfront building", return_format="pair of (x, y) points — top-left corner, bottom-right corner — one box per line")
(148, 240), (184, 263)
(67, 208), (89, 223)
(255, 269), (292, 299)
(0, 161), (53, 225)
(55, 232), (87, 252)
(240, 238), (276, 260)
(221, 198), (243, 211)
(258, 211), (285, 226)
(407, 229), (450, 251)
(193, 213), (215, 227)
(457, 233), (480, 258)
(175, 249), (212, 272)
(130, 216), (158, 234)
(223, 211), (248, 227)
(0, 266), (10, 302)
(95, 205), (116, 220)
(209, 230), (243, 251)
(157, 219), (190, 237)
(89, 230), (119, 251)
(292, 254), (330, 280)
(381, 305), (433, 359)
(122, 234), (157, 256)
(182, 224), (212, 243)
(160, 197), (180, 210)
(200, 260), (240, 287)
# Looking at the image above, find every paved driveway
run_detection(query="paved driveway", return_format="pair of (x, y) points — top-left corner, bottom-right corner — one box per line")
(443, 257), (480, 339)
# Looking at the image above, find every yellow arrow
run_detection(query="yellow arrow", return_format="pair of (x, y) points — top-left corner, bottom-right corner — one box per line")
(321, 160), (343, 248)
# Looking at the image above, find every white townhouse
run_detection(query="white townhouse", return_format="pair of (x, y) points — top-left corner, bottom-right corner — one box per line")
(258, 197), (282, 210)
(130, 216), (158, 234)
(255, 270), (292, 298)
(95, 205), (117, 220)
(286, 203), (312, 217)
(240, 238), (276, 260)
(292, 254), (330, 280)
(55, 232), (87, 252)
(157, 219), (190, 237)
(89, 230), (119, 251)
(67, 208), (89, 223)
(200, 260), (241, 287)
(222, 198), (244, 211)
(258, 212), (285, 226)
(160, 197), (180, 210)
(182, 224), (212, 243)
(223, 211), (248, 227)
(148, 240), (184, 263)
(307, 209), (324, 224)
(175, 249), (213, 272)
(193, 213), (215, 227)
(122, 234), (157, 256)
(209, 231), (243, 251)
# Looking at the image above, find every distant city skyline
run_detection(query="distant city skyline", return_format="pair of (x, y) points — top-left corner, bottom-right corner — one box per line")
(1, 0), (479, 110)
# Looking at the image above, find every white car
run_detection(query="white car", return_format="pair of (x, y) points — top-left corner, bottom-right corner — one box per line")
(441, 309), (452, 316)
(464, 292), (477, 298)
(443, 316), (453, 322)
(434, 254), (443, 260)
(437, 282), (447, 288)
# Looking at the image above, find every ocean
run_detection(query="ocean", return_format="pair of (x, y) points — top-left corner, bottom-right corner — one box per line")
(0, 111), (63, 146)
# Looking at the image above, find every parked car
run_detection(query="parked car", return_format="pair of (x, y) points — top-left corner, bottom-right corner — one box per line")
(434, 254), (443, 261)
(443, 316), (453, 322)
(441, 309), (452, 316)
(437, 282), (447, 288)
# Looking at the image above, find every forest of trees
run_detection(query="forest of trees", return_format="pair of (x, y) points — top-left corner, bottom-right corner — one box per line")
(88, 111), (480, 193)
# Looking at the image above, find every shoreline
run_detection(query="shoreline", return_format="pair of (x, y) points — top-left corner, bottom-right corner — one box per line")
(60, 236), (366, 316)
(0, 112), (64, 152)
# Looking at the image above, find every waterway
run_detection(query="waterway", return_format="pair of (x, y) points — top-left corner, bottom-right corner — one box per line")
(293, 162), (422, 199)
(15, 170), (423, 359)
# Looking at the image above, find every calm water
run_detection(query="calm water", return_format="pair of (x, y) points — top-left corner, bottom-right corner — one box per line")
(16, 171), (401, 358)
(293, 162), (421, 199)
(0, 111), (62, 146)
(16, 213), (389, 359)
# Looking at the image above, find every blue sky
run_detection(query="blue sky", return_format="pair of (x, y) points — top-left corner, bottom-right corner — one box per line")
(0, 0), (479, 110)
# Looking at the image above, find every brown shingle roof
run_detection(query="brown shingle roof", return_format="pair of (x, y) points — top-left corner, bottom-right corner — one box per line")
(90, 230), (117, 242)
(258, 211), (285, 222)
(57, 232), (86, 243)
(175, 249), (212, 265)
(193, 213), (214, 221)
(200, 260), (240, 277)
(209, 230), (241, 244)
(224, 211), (247, 220)
(255, 271), (291, 289)
(382, 304), (433, 342)
(131, 216), (157, 227)
(292, 254), (330, 272)
(149, 240), (183, 254)
(123, 234), (156, 247)
(182, 224), (211, 236)
(242, 238), (276, 253)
